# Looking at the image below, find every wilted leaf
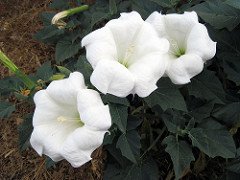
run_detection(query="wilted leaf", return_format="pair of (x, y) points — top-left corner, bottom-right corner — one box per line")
(163, 135), (195, 179)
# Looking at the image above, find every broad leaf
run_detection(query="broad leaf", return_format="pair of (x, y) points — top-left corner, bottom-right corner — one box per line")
(109, 103), (128, 133)
(116, 130), (141, 164)
(75, 56), (93, 85)
(18, 114), (33, 151)
(109, 0), (117, 14)
(55, 38), (81, 63)
(191, 0), (240, 30)
(187, 70), (226, 104)
(0, 101), (15, 119)
(36, 61), (53, 81)
(163, 135), (195, 179)
(150, 0), (179, 8)
(189, 124), (236, 158)
(212, 102), (240, 126)
(145, 78), (187, 111)
(219, 53), (240, 85)
(102, 94), (129, 106)
(225, 0), (240, 9)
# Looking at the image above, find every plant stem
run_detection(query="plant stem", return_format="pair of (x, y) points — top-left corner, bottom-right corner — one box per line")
(0, 51), (36, 89)
(67, 5), (89, 16)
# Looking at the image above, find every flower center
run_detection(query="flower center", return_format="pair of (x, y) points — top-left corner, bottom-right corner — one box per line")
(168, 38), (185, 58)
(57, 115), (84, 127)
(118, 44), (135, 68)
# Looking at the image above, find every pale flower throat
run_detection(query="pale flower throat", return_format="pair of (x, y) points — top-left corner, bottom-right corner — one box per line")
(57, 115), (84, 127)
(168, 38), (185, 58)
(118, 44), (135, 68)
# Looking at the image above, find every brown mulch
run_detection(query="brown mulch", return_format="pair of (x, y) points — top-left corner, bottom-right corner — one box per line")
(0, 0), (104, 179)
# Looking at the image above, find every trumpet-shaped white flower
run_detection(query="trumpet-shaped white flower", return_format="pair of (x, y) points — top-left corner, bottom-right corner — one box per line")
(30, 72), (111, 168)
(146, 11), (216, 84)
(82, 11), (169, 98)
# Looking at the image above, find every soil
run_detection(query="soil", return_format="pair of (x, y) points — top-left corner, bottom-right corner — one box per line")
(0, 0), (104, 179)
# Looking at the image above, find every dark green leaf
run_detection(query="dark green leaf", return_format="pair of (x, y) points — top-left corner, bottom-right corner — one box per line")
(49, 0), (69, 9)
(75, 56), (93, 85)
(187, 70), (226, 104)
(116, 130), (141, 163)
(0, 101), (15, 119)
(219, 53), (240, 85)
(109, 0), (117, 14)
(109, 103), (128, 133)
(36, 61), (53, 81)
(18, 114), (33, 151)
(163, 135), (195, 179)
(144, 78), (187, 111)
(150, 0), (179, 8)
(189, 126), (236, 158)
(127, 115), (142, 131)
(191, 0), (240, 30)
(34, 26), (64, 43)
(212, 102), (240, 126)
(102, 94), (129, 106)
(56, 66), (71, 76)
(225, 0), (240, 9)
(190, 101), (215, 122)
(55, 38), (81, 63)
(227, 161), (240, 173)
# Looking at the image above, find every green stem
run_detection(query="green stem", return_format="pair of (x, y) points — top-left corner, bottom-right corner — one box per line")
(67, 5), (89, 16)
(0, 51), (36, 89)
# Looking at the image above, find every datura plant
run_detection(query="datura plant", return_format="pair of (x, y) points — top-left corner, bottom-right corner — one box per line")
(1, 0), (240, 180)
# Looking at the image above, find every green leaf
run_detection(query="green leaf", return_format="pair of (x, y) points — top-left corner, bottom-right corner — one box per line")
(225, 0), (240, 9)
(34, 26), (64, 43)
(187, 70), (226, 104)
(227, 161), (240, 173)
(212, 102), (240, 126)
(49, 0), (69, 9)
(0, 101), (15, 119)
(109, 103), (128, 133)
(36, 61), (53, 81)
(127, 115), (142, 131)
(189, 125), (236, 158)
(55, 38), (81, 63)
(161, 110), (187, 134)
(144, 78), (187, 111)
(124, 157), (159, 180)
(191, 0), (240, 30)
(150, 0), (179, 8)
(109, 0), (117, 14)
(116, 130), (141, 164)
(56, 65), (71, 76)
(75, 56), (93, 85)
(18, 114), (33, 151)
(163, 135), (195, 179)
(219, 53), (240, 85)
(102, 94), (129, 106)
(190, 101), (215, 122)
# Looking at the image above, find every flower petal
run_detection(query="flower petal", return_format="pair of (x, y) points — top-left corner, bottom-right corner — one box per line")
(61, 127), (106, 167)
(129, 52), (167, 97)
(30, 122), (79, 161)
(165, 54), (204, 84)
(81, 27), (117, 67)
(187, 23), (216, 61)
(46, 72), (86, 105)
(90, 60), (135, 97)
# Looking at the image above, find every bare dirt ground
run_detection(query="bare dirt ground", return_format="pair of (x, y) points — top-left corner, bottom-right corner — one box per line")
(0, 0), (104, 179)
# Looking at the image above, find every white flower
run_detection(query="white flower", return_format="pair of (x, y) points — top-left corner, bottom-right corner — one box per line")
(30, 72), (111, 168)
(146, 11), (216, 84)
(82, 11), (169, 98)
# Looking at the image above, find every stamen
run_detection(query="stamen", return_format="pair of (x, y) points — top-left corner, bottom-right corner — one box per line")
(119, 44), (135, 68)
(56, 116), (84, 126)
